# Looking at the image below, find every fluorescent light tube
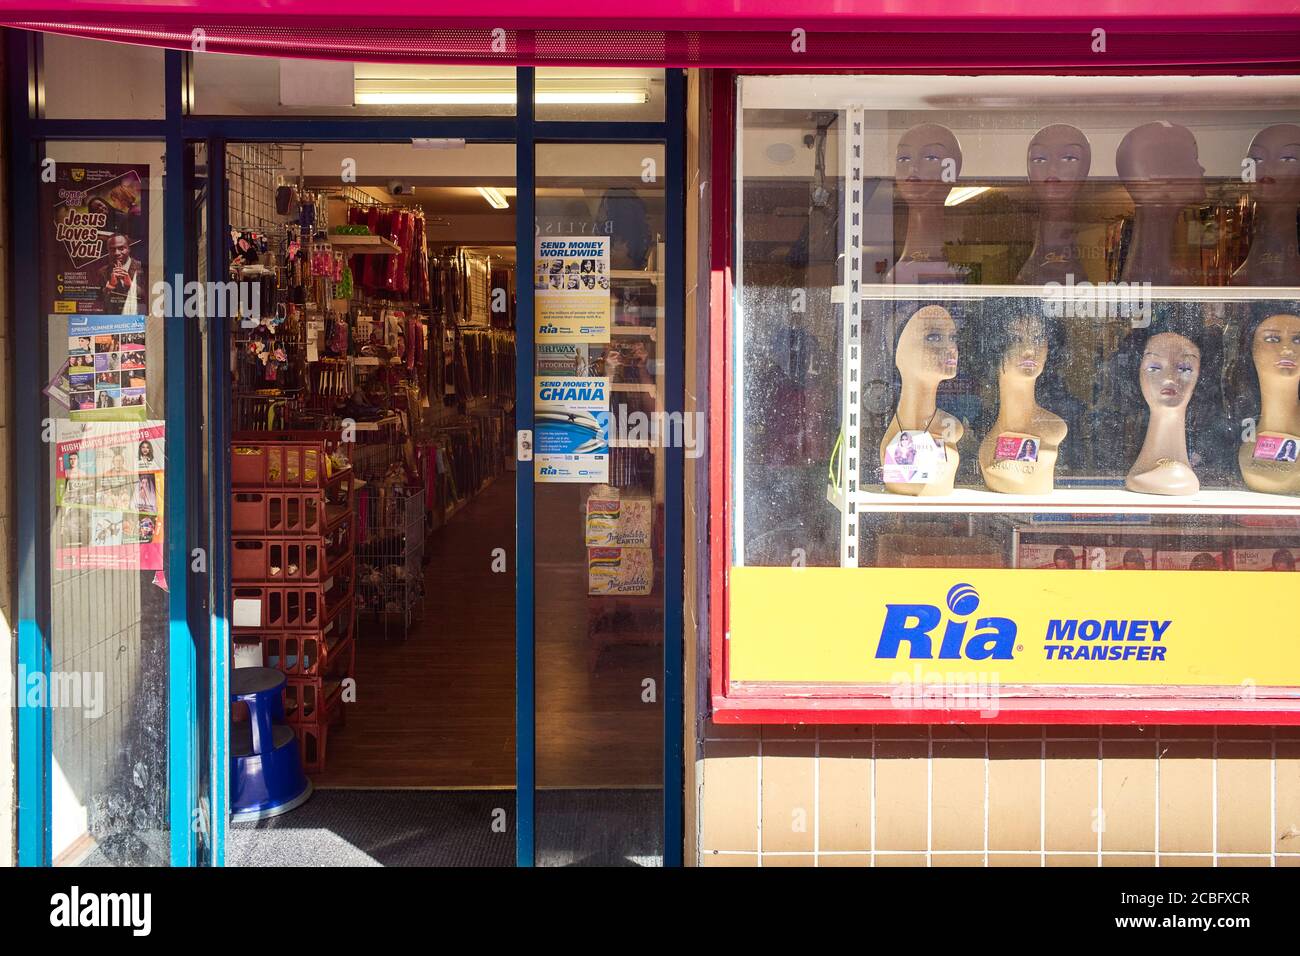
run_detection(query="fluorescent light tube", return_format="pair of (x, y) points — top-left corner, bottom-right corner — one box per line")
(476, 186), (510, 210)
(944, 186), (990, 207)
(354, 87), (647, 107)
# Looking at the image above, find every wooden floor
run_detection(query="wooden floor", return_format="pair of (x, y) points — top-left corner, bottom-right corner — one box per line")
(314, 475), (662, 789)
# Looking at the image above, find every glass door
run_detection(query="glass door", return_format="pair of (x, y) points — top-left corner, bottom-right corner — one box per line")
(525, 141), (670, 866)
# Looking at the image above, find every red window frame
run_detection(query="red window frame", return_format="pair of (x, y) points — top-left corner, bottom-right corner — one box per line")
(707, 66), (1300, 726)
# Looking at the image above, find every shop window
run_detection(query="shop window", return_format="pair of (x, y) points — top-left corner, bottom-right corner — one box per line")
(41, 35), (165, 120)
(192, 55), (518, 116)
(726, 74), (1300, 719)
(39, 141), (171, 862)
(534, 68), (665, 123)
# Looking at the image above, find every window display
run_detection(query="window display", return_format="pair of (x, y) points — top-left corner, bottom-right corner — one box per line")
(727, 74), (1300, 719)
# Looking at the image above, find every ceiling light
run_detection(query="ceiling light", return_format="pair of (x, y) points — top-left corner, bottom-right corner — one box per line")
(354, 79), (648, 107)
(476, 186), (510, 210)
(945, 186), (990, 207)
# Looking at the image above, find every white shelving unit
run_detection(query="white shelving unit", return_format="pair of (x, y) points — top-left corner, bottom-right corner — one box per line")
(814, 108), (1300, 567)
(840, 486), (1300, 517)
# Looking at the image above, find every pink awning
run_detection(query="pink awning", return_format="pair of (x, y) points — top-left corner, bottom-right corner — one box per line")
(2, 0), (1298, 68)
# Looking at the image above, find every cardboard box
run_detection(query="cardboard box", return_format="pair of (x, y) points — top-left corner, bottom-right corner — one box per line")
(876, 533), (1004, 569)
(1015, 542), (1084, 570)
(1057, 545), (1156, 571)
(585, 493), (652, 547)
(1154, 549), (1228, 571)
(1231, 547), (1300, 572)
(588, 546), (653, 596)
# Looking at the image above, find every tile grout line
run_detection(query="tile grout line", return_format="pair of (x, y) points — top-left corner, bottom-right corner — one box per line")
(870, 730), (877, 867)
(1154, 727), (1162, 867)
(926, 727), (933, 868)
(1212, 726), (1219, 867)
(1271, 733), (1277, 868)
(813, 727), (820, 867)
(756, 735), (763, 866)
(1040, 727), (1047, 867)
(1097, 733), (1104, 867)
(983, 734), (990, 868)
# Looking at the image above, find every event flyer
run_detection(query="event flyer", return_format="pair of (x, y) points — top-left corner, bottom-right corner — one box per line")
(66, 314), (148, 421)
(534, 375), (610, 483)
(534, 236), (611, 343)
(54, 421), (165, 571)
(42, 163), (149, 315)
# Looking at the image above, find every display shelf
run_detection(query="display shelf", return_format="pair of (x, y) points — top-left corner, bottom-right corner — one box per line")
(610, 382), (656, 394)
(832, 484), (1300, 516)
(1013, 520), (1300, 536)
(851, 283), (1300, 303)
(610, 270), (661, 282)
(351, 413), (402, 431)
(328, 234), (400, 255)
(611, 325), (657, 338)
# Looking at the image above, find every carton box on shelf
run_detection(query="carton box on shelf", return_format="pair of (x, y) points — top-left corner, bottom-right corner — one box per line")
(588, 546), (653, 596)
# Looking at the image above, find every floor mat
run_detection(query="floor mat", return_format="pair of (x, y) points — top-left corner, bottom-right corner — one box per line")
(229, 788), (662, 867)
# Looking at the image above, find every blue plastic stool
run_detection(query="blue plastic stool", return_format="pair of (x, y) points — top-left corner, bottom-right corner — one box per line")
(231, 666), (312, 822)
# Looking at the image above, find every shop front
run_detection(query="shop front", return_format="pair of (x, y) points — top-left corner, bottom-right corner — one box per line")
(2, 3), (1300, 870)
(4, 28), (686, 867)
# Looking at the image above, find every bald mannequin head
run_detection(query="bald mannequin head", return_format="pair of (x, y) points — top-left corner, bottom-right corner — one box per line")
(896, 123), (962, 204)
(1246, 124), (1300, 204)
(1116, 122), (1206, 206)
(1027, 124), (1091, 204)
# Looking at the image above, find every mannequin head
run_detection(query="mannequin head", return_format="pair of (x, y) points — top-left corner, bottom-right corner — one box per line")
(895, 305), (959, 385)
(1245, 124), (1300, 205)
(997, 314), (1050, 382)
(1116, 122), (1206, 207)
(1027, 125), (1092, 204)
(895, 124), (962, 204)
(1139, 331), (1200, 410)
(1252, 312), (1300, 386)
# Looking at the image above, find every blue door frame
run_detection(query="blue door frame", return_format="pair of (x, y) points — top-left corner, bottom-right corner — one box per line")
(7, 32), (685, 867)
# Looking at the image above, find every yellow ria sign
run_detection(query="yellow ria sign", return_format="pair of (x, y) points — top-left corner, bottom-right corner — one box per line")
(729, 566), (1300, 688)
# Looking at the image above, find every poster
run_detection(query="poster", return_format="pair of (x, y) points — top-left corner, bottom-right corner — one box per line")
(535, 343), (592, 376)
(534, 376), (609, 483)
(534, 236), (611, 343)
(66, 314), (148, 421)
(54, 421), (165, 571)
(42, 163), (149, 315)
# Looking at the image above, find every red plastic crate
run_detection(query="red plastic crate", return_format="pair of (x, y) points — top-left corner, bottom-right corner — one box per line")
(292, 719), (341, 774)
(323, 520), (355, 577)
(231, 573), (353, 632)
(284, 676), (345, 726)
(232, 536), (324, 583)
(231, 491), (327, 536)
(231, 431), (350, 489)
(260, 623), (355, 678)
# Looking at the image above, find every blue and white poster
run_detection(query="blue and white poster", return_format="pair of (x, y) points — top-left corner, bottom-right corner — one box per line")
(534, 376), (609, 483)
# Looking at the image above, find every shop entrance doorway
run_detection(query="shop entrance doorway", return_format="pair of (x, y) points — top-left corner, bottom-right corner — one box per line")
(201, 128), (679, 866)
(10, 38), (684, 867)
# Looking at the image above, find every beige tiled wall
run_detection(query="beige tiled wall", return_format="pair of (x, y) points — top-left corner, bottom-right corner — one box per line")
(695, 723), (1300, 866)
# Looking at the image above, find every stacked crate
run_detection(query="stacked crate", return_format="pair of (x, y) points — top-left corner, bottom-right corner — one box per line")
(230, 431), (356, 772)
